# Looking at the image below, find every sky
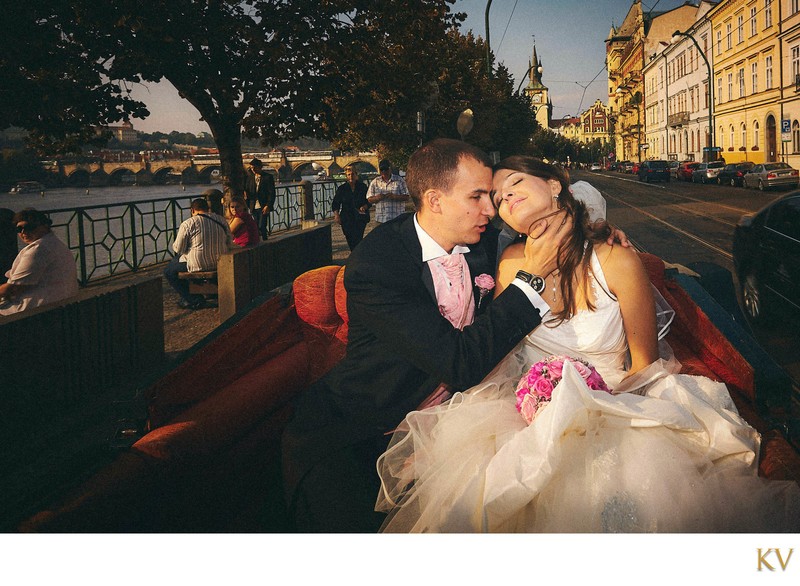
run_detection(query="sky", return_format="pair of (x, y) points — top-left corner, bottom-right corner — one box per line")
(129, 0), (695, 134)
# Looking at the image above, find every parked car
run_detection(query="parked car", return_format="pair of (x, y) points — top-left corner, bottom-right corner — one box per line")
(637, 160), (671, 183)
(676, 161), (700, 181)
(619, 161), (634, 173)
(742, 162), (799, 191)
(589, 162), (603, 171)
(668, 160), (680, 177)
(733, 191), (800, 323)
(691, 161), (725, 184)
(717, 162), (755, 186)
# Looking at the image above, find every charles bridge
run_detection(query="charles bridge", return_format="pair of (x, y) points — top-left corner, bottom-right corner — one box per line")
(46, 150), (381, 186)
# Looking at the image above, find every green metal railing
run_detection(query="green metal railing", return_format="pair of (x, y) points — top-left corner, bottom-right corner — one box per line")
(44, 180), (343, 285)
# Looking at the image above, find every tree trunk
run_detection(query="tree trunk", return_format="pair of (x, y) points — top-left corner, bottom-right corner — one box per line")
(207, 117), (246, 197)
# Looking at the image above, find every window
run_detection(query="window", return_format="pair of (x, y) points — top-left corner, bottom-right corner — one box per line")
(730, 125), (735, 148)
(738, 68), (745, 97)
(765, 0), (773, 28)
(754, 121), (760, 147)
(741, 123), (747, 148)
(738, 15), (744, 43)
(728, 72), (733, 100)
(793, 46), (800, 85)
(794, 121), (800, 153)
(750, 7), (757, 36)
(793, 0), (800, 15)
(765, 197), (800, 241)
(766, 56), (773, 89)
(704, 80), (710, 109)
(719, 126), (724, 150)
(717, 30), (722, 54)
(726, 23), (732, 50)
(752, 62), (758, 93)
(718, 77), (723, 104)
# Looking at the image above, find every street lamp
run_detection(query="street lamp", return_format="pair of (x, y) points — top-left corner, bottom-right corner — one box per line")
(672, 29), (715, 162)
(616, 87), (643, 163)
(485, 0), (493, 77)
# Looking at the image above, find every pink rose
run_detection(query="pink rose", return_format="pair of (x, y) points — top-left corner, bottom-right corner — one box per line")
(531, 376), (554, 399)
(587, 370), (610, 392)
(570, 360), (592, 380)
(518, 393), (539, 425)
(545, 359), (563, 379)
(474, 274), (495, 291)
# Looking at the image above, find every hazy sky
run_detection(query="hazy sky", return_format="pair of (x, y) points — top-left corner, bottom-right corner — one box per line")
(129, 0), (693, 134)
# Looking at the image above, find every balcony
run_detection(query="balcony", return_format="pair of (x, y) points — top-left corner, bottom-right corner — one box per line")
(668, 112), (690, 127)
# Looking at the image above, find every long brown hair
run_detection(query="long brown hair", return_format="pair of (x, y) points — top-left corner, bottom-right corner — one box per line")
(493, 156), (611, 323)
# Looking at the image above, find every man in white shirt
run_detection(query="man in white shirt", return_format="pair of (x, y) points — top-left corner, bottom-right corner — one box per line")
(164, 198), (232, 310)
(366, 159), (410, 223)
(0, 208), (78, 316)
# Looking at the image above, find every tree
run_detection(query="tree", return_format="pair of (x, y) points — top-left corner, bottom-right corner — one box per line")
(2, 1), (463, 194)
(0, 4), (147, 154)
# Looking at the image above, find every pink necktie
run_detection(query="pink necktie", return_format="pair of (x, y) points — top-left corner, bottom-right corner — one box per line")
(429, 253), (475, 330)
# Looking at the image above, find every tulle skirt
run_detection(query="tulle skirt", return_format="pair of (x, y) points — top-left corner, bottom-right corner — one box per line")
(375, 359), (800, 533)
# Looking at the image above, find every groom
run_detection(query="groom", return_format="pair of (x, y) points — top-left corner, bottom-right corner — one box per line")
(281, 139), (572, 532)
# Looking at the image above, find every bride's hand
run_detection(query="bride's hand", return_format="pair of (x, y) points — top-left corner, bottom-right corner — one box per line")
(522, 209), (572, 278)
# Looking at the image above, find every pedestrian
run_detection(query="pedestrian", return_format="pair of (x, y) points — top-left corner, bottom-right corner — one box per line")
(366, 159), (409, 223)
(244, 158), (277, 240)
(164, 198), (232, 310)
(0, 208), (78, 315)
(227, 196), (260, 247)
(331, 165), (370, 250)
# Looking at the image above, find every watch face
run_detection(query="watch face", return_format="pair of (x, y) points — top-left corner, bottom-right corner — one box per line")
(531, 276), (545, 294)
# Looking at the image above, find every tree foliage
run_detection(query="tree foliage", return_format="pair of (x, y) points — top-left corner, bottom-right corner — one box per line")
(2, 1), (540, 190)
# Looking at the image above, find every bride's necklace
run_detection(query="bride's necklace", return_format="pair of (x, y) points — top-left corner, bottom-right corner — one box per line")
(551, 271), (559, 303)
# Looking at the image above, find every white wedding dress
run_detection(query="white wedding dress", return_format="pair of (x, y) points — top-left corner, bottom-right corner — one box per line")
(376, 251), (800, 532)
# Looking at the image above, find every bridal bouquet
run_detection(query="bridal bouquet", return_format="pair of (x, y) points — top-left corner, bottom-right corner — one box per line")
(515, 355), (610, 424)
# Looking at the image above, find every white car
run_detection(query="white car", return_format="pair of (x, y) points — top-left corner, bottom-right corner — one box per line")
(590, 163), (602, 171)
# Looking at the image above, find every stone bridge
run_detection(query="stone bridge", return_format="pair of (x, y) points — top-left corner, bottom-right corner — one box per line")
(49, 150), (381, 187)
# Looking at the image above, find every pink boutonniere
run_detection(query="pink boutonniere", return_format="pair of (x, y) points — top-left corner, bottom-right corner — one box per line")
(474, 273), (495, 308)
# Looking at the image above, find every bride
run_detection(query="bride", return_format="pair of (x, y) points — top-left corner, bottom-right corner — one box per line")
(375, 156), (800, 533)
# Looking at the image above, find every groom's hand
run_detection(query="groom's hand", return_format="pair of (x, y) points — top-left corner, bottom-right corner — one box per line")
(522, 209), (572, 278)
(590, 220), (631, 248)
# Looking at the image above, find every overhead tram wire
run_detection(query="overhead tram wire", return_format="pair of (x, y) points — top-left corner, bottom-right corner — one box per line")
(495, 0), (519, 54)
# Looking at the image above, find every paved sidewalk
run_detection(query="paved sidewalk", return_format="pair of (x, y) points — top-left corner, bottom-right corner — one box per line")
(103, 220), (379, 361)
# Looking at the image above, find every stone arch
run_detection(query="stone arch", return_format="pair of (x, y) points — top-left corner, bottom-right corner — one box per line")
(67, 169), (91, 187)
(90, 169), (110, 187)
(109, 168), (136, 186)
(197, 165), (221, 184)
(152, 167), (174, 185)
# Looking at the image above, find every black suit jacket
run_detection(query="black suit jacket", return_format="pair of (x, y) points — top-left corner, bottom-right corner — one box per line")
(243, 169), (276, 212)
(293, 212), (542, 428)
(282, 212), (545, 503)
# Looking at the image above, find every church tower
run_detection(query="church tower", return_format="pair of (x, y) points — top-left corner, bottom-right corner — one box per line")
(523, 43), (550, 130)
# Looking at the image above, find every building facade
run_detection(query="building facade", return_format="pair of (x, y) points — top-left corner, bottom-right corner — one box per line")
(643, 2), (717, 161)
(607, 0), (699, 162)
(524, 44), (552, 130)
(709, 0), (782, 164)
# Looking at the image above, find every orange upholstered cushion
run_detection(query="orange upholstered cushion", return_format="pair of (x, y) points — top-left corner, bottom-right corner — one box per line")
(294, 266), (344, 336)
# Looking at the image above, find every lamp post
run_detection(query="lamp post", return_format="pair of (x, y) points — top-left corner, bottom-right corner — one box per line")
(485, 0), (493, 77)
(616, 87), (643, 163)
(672, 29), (715, 162)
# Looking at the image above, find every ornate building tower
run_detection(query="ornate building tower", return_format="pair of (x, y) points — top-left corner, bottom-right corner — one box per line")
(524, 44), (551, 130)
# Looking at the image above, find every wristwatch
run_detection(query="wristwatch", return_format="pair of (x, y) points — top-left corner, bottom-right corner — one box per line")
(515, 270), (546, 294)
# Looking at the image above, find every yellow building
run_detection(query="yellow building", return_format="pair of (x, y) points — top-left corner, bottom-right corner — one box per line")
(607, 1), (698, 163)
(709, 0), (782, 164)
(780, 0), (800, 168)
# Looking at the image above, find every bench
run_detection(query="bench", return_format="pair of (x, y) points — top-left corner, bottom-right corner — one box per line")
(178, 271), (218, 296)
